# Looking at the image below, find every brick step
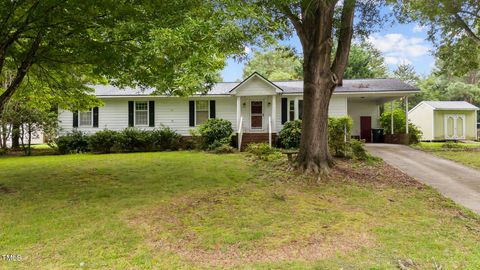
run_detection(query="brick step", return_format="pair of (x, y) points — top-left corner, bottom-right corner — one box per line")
(237, 133), (277, 150)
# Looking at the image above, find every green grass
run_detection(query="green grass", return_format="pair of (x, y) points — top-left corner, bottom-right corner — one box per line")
(413, 142), (480, 169)
(0, 152), (479, 269)
(414, 142), (480, 151)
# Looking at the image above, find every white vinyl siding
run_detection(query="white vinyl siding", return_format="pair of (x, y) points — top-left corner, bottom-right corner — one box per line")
(135, 101), (148, 126)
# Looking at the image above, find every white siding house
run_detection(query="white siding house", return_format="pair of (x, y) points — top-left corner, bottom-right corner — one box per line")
(58, 73), (419, 143)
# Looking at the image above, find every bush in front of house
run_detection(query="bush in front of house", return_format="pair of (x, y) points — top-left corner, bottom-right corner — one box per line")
(328, 116), (353, 158)
(116, 128), (156, 152)
(149, 126), (182, 151)
(245, 142), (281, 161)
(197, 118), (233, 149)
(379, 108), (422, 144)
(349, 139), (368, 160)
(88, 130), (119, 153)
(277, 116), (373, 160)
(55, 130), (89, 154)
(278, 120), (302, 149)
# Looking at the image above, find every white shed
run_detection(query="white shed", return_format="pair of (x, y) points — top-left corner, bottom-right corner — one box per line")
(409, 101), (479, 141)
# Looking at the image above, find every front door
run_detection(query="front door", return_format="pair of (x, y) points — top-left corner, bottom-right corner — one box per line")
(360, 116), (372, 143)
(250, 101), (263, 130)
(445, 114), (466, 140)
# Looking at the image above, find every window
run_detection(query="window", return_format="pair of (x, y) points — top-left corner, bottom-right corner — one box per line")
(299, 100), (304, 120)
(79, 109), (92, 126)
(135, 101), (148, 126)
(289, 100), (295, 121)
(196, 100), (209, 125)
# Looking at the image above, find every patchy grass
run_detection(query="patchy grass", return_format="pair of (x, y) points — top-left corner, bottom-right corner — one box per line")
(0, 152), (479, 269)
(413, 142), (480, 169)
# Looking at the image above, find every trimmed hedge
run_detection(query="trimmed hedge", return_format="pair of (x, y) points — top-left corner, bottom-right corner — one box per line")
(56, 127), (182, 154)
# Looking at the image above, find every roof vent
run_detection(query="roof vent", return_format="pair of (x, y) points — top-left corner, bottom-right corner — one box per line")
(354, 83), (370, 88)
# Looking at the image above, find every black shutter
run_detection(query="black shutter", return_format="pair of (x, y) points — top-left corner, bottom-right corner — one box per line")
(281, 98), (288, 124)
(93, 107), (99, 128)
(149, 101), (155, 127)
(209, 100), (216, 119)
(189, 100), (195, 127)
(73, 111), (78, 128)
(128, 101), (134, 127)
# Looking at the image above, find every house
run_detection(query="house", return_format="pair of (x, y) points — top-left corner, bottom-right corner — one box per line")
(58, 72), (419, 146)
(408, 101), (479, 141)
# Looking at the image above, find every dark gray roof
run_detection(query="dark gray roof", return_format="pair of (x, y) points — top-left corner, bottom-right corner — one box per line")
(274, 79), (418, 93)
(91, 78), (417, 96)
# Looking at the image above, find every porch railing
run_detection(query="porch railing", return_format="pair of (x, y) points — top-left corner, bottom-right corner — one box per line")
(268, 116), (272, 147)
(237, 116), (243, 151)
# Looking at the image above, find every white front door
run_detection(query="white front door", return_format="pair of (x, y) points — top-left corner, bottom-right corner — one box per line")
(444, 114), (466, 140)
(250, 100), (264, 130)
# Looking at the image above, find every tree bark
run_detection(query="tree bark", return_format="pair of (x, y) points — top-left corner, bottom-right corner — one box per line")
(0, 31), (43, 115)
(290, 0), (356, 175)
(296, 49), (336, 174)
(11, 123), (20, 149)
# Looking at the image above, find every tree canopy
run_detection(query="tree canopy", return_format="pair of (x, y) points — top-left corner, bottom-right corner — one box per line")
(0, 0), (264, 113)
(390, 0), (479, 76)
(242, 46), (303, 80)
(243, 42), (387, 81)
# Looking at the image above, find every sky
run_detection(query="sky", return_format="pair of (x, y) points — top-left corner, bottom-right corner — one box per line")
(221, 7), (435, 82)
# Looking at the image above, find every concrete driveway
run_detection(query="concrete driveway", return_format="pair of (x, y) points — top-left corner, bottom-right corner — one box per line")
(366, 144), (480, 214)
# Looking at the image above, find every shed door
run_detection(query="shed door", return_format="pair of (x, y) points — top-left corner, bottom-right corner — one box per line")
(360, 116), (372, 143)
(444, 114), (466, 140)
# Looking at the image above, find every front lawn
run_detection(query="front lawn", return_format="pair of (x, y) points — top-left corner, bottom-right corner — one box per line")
(0, 152), (479, 269)
(413, 142), (480, 169)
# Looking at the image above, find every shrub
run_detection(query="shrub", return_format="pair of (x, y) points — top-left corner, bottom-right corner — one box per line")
(328, 117), (353, 157)
(197, 119), (233, 149)
(55, 130), (89, 154)
(88, 130), (119, 153)
(442, 141), (464, 149)
(379, 108), (406, 134)
(245, 143), (281, 161)
(349, 139), (368, 160)
(149, 127), (182, 151)
(116, 128), (150, 152)
(210, 144), (236, 154)
(278, 120), (302, 148)
(408, 124), (423, 144)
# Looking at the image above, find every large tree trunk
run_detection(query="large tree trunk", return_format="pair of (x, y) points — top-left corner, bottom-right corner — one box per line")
(297, 51), (336, 174)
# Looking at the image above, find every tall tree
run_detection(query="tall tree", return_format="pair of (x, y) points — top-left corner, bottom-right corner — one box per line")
(243, 46), (303, 80)
(390, 0), (480, 76)
(231, 0), (383, 173)
(243, 42), (387, 81)
(392, 64), (420, 86)
(343, 42), (388, 79)
(0, 0), (252, 113)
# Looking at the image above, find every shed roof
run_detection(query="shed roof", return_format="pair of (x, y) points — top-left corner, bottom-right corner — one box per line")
(423, 101), (479, 110)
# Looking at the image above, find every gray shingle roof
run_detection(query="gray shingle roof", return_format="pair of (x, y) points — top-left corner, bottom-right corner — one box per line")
(91, 78), (417, 96)
(423, 101), (479, 110)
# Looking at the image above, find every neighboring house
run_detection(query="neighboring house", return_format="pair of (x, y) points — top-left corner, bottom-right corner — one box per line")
(58, 72), (418, 145)
(2, 125), (44, 147)
(409, 101), (479, 141)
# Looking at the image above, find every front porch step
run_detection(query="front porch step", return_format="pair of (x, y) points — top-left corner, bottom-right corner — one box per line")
(238, 133), (277, 150)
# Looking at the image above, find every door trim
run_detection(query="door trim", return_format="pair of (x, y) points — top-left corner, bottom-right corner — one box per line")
(444, 114), (466, 140)
(250, 100), (264, 130)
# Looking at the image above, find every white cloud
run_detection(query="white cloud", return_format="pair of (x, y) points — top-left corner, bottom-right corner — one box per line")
(244, 46), (251, 54)
(412, 24), (427, 33)
(367, 33), (430, 66)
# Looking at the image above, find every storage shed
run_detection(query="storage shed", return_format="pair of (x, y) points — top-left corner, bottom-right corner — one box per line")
(408, 101), (479, 141)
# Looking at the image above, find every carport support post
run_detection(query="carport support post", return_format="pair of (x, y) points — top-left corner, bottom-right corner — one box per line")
(405, 96), (409, 134)
(390, 101), (394, 135)
(236, 96), (241, 129)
